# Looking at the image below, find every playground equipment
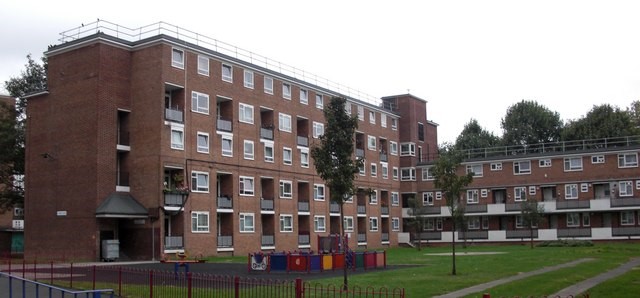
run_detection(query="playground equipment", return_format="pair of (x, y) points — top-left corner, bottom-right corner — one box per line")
(248, 250), (386, 273)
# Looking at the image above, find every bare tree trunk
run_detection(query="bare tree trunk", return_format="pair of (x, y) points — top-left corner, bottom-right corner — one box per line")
(340, 203), (348, 291)
(530, 226), (534, 249)
(451, 221), (457, 275)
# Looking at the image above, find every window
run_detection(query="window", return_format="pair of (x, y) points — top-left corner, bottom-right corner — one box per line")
(243, 70), (254, 89)
(481, 189), (488, 198)
(171, 126), (184, 150)
(314, 184), (325, 201)
(514, 186), (526, 201)
(591, 155), (605, 164)
(345, 102), (352, 114)
(243, 140), (254, 160)
(529, 186), (536, 195)
(381, 163), (389, 179)
(392, 217), (400, 231)
(368, 135), (376, 150)
(369, 111), (376, 124)
(191, 212), (209, 232)
(392, 167), (399, 180)
(390, 141), (398, 155)
(299, 89), (308, 104)
(418, 123), (424, 141)
(191, 91), (209, 114)
(424, 218), (435, 230)
(369, 217), (379, 232)
(381, 114), (387, 128)
(401, 168), (416, 181)
(191, 171), (209, 192)
(618, 153), (638, 168)
(621, 211), (635, 225)
(357, 106), (364, 121)
(315, 94), (324, 109)
(239, 213), (255, 232)
(513, 160), (531, 175)
(300, 149), (309, 168)
(436, 192), (442, 200)
(436, 218), (443, 230)
(264, 77), (274, 94)
(369, 190), (378, 204)
(197, 55), (209, 75)
(491, 162), (503, 171)
(391, 192), (399, 206)
(313, 122), (324, 138)
(171, 48), (184, 68)
(539, 159), (552, 167)
(239, 176), (254, 196)
(565, 184), (578, 199)
(222, 64), (233, 82)
(370, 163), (377, 177)
(423, 192), (434, 206)
(197, 132), (209, 153)
(467, 190), (479, 204)
(264, 142), (274, 162)
(619, 181), (633, 197)
(564, 157), (583, 171)
(582, 213), (590, 227)
(343, 216), (354, 232)
(280, 215), (293, 232)
(567, 213), (580, 227)
(581, 183), (589, 192)
(468, 217), (480, 230)
(239, 103), (254, 124)
(515, 215), (525, 229)
(221, 135), (233, 157)
(400, 143), (415, 156)
(391, 118), (398, 130)
(482, 216), (489, 229)
(283, 147), (292, 165)
(358, 162), (365, 175)
(279, 113), (292, 132)
(282, 83), (291, 99)
(314, 216), (326, 232)
(279, 180), (293, 198)
(466, 164), (483, 177)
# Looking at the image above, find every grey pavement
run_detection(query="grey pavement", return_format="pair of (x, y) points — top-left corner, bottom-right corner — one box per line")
(551, 258), (640, 297)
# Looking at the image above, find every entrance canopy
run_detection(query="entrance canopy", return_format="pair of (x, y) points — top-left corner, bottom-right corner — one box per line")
(96, 192), (149, 218)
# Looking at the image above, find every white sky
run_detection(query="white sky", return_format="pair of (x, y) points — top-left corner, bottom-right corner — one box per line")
(2, 0), (640, 144)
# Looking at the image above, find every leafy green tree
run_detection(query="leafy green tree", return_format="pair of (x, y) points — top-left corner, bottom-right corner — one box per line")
(501, 100), (562, 146)
(455, 118), (501, 151)
(520, 198), (545, 249)
(311, 96), (362, 290)
(1, 54), (47, 210)
(562, 104), (638, 141)
(432, 144), (473, 275)
(406, 194), (426, 251)
(627, 100), (640, 128)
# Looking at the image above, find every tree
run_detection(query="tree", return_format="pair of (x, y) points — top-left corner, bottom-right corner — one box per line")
(310, 96), (362, 290)
(1, 54), (47, 210)
(454, 118), (501, 151)
(520, 198), (545, 249)
(628, 100), (640, 128)
(501, 100), (562, 146)
(432, 144), (473, 275)
(562, 104), (638, 141)
(406, 194), (425, 251)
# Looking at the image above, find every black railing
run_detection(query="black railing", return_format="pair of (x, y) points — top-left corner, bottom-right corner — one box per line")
(506, 229), (538, 239)
(458, 230), (489, 240)
(557, 200), (591, 209)
(612, 226), (640, 236)
(557, 228), (591, 238)
(505, 203), (523, 212)
(417, 232), (442, 240)
(465, 204), (488, 213)
(611, 198), (640, 207)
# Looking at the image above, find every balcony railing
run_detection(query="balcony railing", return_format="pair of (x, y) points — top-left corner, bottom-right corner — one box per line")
(357, 233), (367, 243)
(612, 226), (640, 236)
(379, 153), (388, 162)
(297, 136), (309, 147)
(217, 119), (232, 132)
(298, 201), (310, 212)
(330, 202), (340, 214)
(381, 206), (389, 215)
(505, 203), (523, 212)
(611, 198), (640, 207)
(261, 235), (275, 246)
(506, 229), (538, 239)
(165, 107), (183, 123)
(217, 196), (233, 209)
(415, 206), (441, 215)
(164, 192), (187, 206)
(465, 204), (488, 213)
(217, 235), (233, 248)
(298, 234), (310, 245)
(458, 230), (489, 240)
(260, 127), (274, 140)
(557, 200), (591, 209)
(355, 148), (365, 158)
(260, 198), (274, 211)
(164, 236), (183, 249)
(557, 228), (591, 238)
(381, 233), (389, 242)
(357, 205), (366, 215)
(417, 232), (442, 240)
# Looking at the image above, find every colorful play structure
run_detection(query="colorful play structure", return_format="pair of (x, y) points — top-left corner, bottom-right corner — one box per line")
(248, 235), (387, 273)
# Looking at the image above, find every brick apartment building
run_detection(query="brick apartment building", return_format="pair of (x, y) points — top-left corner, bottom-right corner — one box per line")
(23, 21), (640, 261)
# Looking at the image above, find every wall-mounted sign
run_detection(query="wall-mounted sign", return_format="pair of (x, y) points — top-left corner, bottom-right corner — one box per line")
(56, 211), (67, 217)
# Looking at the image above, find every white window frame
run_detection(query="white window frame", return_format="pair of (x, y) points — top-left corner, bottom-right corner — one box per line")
(391, 118), (398, 130)
(567, 213), (580, 227)
(529, 186), (537, 196)
(314, 215), (326, 232)
(282, 83), (291, 100)
(466, 189), (479, 204)
(381, 162), (388, 179)
(516, 215), (525, 229)
(222, 64), (233, 82)
(279, 113), (292, 132)
(582, 212), (591, 227)
(481, 189), (488, 198)
(197, 132), (209, 153)
(369, 190), (378, 204)
(315, 94), (324, 109)
(618, 153), (638, 168)
(243, 70), (254, 89)
(264, 142), (274, 163)
(369, 217), (379, 232)
(197, 55), (209, 76)
(400, 143), (415, 156)
(171, 126), (184, 150)
(539, 159), (552, 167)
(264, 76), (274, 94)
(239, 176), (255, 196)
(300, 149), (309, 168)
(581, 183), (589, 193)
(191, 171), (209, 193)
(392, 217), (400, 231)
(513, 160), (531, 175)
(468, 217), (481, 230)
(564, 157), (583, 172)
(343, 216), (354, 232)
(436, 192), (442, 200)
(171, 48), (184, 69)
(357, 106), (364, 121)
(239, 103), (254, 124)
(514, 186), (526, 201)
(381, 114), (387, 128)
(389, 141), (398, 155)
(391, 192), (399, 206)
(313, 184), (325, 201)
(221, 135), (233, 157)
(191, 211), (209, 233)
(621, 211), (635, 225)
(619, 181), (633, 197)
(423, 192), (434, 206)
(591, 155), (605, 164)
(243, 140), (254, 160)
(565, 184), (579, 199)
(369, 111), (376, 124)
(283, 147), (292, 165)
(466, 164), (483, 177)
(191, 91), (209, 114)
(392, 167), (399, 180)
(299, 89), (308, 105)
(239, 213), (255, 233)
(313, 122), (324, 138)
(279, 180), (293, 199)
(490, 162), (503, 171)
(370, 163), (377, 177)
(279, 214), (293, 232)
(400, 167), (416, 181)
(368, 135), (377, 150)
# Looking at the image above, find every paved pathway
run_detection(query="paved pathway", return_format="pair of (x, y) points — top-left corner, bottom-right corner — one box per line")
(433, 258), (594, 298)
(551, 258), (640, 297)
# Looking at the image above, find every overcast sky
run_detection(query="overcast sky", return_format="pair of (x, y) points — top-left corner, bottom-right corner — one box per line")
(2, 0), (640, 144)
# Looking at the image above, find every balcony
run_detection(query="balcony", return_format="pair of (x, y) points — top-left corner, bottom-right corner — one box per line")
(297, 135), (309, 147)
(379, 153), (388, 162)
(217, 119), (233, 132)
(357, 233), (367, 243)
(612, 226), (640, 236)
(217, 235), (233, 248)
(557, 228), (591, 238)
(165, 107), (183, 123)
(611, 198), (640, 207)
(381, 233), (389, 242)
(420, 206), (441, 215)
(465, 204), (488, 213)
(164, 236), (183, 250)
(417, 232), (442, 241)
(381, 206), (389, 215)
(506, 229), (538, 239)
(458, 230), (489, 240)
(355, 148), (365, 158)
(357, 205), (366, 215)
(261, 235), (275, 247)
(260, 198), (274, 211)
(164, 191), (188, 207)
(260, 127), (274, 140)
(330, 202), (340, 214)
(557, 200), (590, 209)
(298, 234), (310, 245)
(505, 203), (523, 212)
(217, 196), (233, 210)
(298, 201), (310, 213)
